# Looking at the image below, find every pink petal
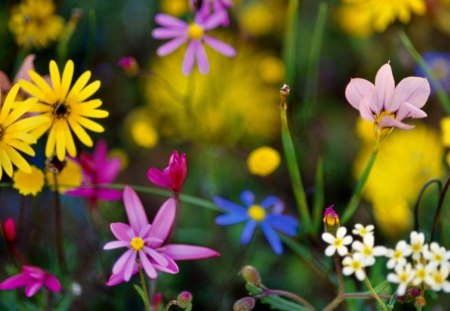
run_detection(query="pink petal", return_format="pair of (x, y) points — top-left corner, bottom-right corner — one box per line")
(374, 63), (395, 111)
(201, 11), (227, 30)
(123, 252), (137, 281)
(139, 252), (158, 279)
(93, 139), (107, 163)
(182, 41), (196, 75)
(147, 168), (170, 188)
(0, 71), (11, 92)
(123, 186), (149, 232)
(152, 28), (186, 39)
(194, 41), (209, 74)
(379, 115), (414, 130)
(44, 274), (61, 292)
(396, 102), (427, 120)
(112, 250), (134, 275)
(25, 282), (43, 297)
(106, 264), (139, 286)
(148, 198), (176, 247)
(110, 222), (132, 241)
(392, 77), (430, 110)
(0, 273), (30, 290)
(14, 54), (35, 83)
(104, 240), (130, 250)
(345, 78), (375, 110)
(155, 14), (188, 28)
(144, 246), (169, 267)
(153, 256), (179, 274)
(203, 35), (236, 57)
(359, 94), (376, 121)
(156, 36), (187, 56)
(162, 244), (220, 260)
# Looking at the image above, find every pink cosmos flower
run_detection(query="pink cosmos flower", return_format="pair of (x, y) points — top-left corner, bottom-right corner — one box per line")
(152, 11), (236, 75)
(104, 186), (219, 286)
(65, 139), (122, 208)
(147, 151), (187, 193)
(345, 63), (430, 130)
(0, 265), (61, 297)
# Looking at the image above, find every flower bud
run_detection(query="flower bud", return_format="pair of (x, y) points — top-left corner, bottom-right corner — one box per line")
(177, 291), (192, 308)
(323, 205), (340, 235)
(233, 297), (255, 311)
(118, 56), (139, 76)
(2, 217), (16, 242)
(45, 155), (67, 174)
(240, 265), (261, 287)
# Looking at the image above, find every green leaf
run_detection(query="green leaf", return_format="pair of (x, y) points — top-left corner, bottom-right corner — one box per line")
(133, 284), (147, 305)
(312, 158), (325, 233)
(245, 283), (308, 311)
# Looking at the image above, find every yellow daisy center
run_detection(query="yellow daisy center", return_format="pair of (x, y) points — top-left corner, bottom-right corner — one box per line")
(54, 101), (71, 119)
(188, 23), (204, 40)
(248, 204), (266, 222)
(130, 237), (145, 251)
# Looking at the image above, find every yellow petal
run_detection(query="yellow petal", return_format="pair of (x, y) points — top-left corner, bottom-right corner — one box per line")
(50, 60), (61, 90)
(45, 124), (57, 158)
(5, 139), (35, 156)
(5, 144), (31, 174)
(76, 116), (105, 132)
(76, 80), (101, 101)
(0, 147), (14, 177)
(19, 79), (47, 102)
(29, 70), (52, 94)
(61, 60), (74, 99)
(64, 122), (77, 157)
(55, 121), (66, 161)
(68, 117), (93, 146)
(0, 84), (20, 123)
(67, 70), (91, 100)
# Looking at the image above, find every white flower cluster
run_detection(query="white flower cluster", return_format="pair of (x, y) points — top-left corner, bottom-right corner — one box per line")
(322, 224), (450, 296)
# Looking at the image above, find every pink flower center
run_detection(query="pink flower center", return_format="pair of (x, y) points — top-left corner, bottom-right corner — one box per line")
(248, 204), (266, 222)
(130, 237), (145, 251)
(188, 23), (204, 40)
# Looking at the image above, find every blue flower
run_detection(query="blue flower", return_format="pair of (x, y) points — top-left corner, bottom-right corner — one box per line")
(213, 190), (299, 255)
(415, 51), (450, 93)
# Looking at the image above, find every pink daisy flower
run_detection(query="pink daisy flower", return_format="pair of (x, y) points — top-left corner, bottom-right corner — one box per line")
(152, 11), (236, 75)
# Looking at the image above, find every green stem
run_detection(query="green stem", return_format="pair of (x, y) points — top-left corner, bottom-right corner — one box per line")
(164, 301), (178, 311)
(430, 174), (450, 242)
(283, 0), (300, 86)
(413, 179), (441, 232)
(363, 276), (389, 311)
(262, 288), (315, 310)
(139, 267), (151, 311)
(52, 173), (68, 273)
(341, 148), (378, 224)
(399, 31), (450, 115)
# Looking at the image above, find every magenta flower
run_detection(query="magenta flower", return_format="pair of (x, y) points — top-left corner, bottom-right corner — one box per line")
(65, 139), (122, 208)
(2, 217), (16, 242)
(345, 63), (430, 130)
(152, 11), (236, 75)
(104, 186), (219, 286)
(0, 265), (61, 297)
(192, 0), (233, 26)
(147, 151), (187, 193)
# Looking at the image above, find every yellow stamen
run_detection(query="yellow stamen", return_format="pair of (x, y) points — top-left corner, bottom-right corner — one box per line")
(188, 23), (204, 40)
(248, 204), (266, 222)
(130, 237), (145, 251)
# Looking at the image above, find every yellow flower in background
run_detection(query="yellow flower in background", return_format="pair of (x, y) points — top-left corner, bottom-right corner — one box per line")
(109, 148), (129, 171)
(238, 2), (275, 36)
(440, 117), (450, 146)
(259, 56), (285, 85)
(355, 118), (376, 144)
(46, 158), (82, 193)
(125, 108), (159, 149)
(354, 124), (444, 236)
(372, 198), (412, 237)
(13, 165), (45, 196)
(336, 0), (426, 36)
(160, 0), (189, 16)
(247, 146), (281, 176)
(0, 84), (46, 180)
(142, 41), (280, 146)
(20, 60), (109, 161)
(9, 0), (64, 49)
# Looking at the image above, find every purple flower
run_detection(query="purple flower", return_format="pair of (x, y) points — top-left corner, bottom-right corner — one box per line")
(0, 265), (61, 297)
(214, 190), (298, 255)
(345, 63), (430, 130)
(104, 186), (219, 285)
(415, 51), (450, 93)
(152, 12), (236, 75)
(66, 139), (122, 208)
(147, 150), (187, 193)
(192, 0), (233, 26)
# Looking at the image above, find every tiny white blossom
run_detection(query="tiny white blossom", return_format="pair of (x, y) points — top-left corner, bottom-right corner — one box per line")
(409, 231), (426, 261)
(352, 234), (386, 266)
(386, 240), (412, 269)
(322, 227), (353, 257)
(387, 263), (414, 296)
(424, 242), (450, 268)
(352, 223), (374, 238)
(412, 263), (429, 286)
(342, 253), (366, 281)
(425, 265), (450, 292)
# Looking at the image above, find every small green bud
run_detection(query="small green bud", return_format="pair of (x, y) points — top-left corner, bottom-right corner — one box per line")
(177, 291), (192, 308)
(233, 297), (255, 311)
(240, 265), (261, 286)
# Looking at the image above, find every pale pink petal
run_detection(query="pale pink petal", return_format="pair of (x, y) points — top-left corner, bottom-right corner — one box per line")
(155, 14), (188, 28)
(147, 168), (170, 188)
(359, 95), (376, 121)
(203, 35), (236, 57)
(152, 28), (186, 39)
(112, 250), (134, 275)
(156, 36), (188, 57)
(182, 41), (196, 75)
(139, 224), (152, 238)
(104, 241), (130, 250)
(110, 222), (132, 241)
(202, 11), (227, 30)
(44, 275), (61, 292)
(139, 252), (158, 279)
(194, 41), (209, 74)
(123, 186), (149, 232)
(0, 71), (11, 92)
(392, 77), (430, 110)
(379, 115), (414, 130)
(375, 63), (395, 111)
(345, 78), (375, 110)
(0, 273), (30, 289)
(162, 244), (220, 260)
(149, 198), (176, 247)
(396, 102), (427, 120)
(25, 282), (43, 297)
(14, 54), (36, 83)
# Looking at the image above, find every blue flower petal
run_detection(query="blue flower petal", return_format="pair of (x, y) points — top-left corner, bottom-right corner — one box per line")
(240, 220), (257, 244)
(215, 213), (248, 226)
(213, 196), (247, 214)
(266, 214), (299, 237)
(260, 195), (283, 210)
(260, 222), (283, 255)
(240, 190), (255, 207)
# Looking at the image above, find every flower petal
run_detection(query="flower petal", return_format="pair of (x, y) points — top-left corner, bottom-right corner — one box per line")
(194, 40), (209, 74)
(265, 214), (298, 236)
(161, 244), (220, 260)
(392, 77), (430, 110)
(149, 198), (176, 247)
(240, 220), (257, 244)
(379, 115), (414, 130)
(0, 273), (30, 290)
(157, 36), (188, 57)
(155, 14), (188, 28)
(182, 41), (196, 75)
(213, 196), (247, 214)
(240, 190), (255, 207)
(110, 222), (133, 241)
(147, 168), (170, 188)
(123, 186), (149, 232)
(152, 28), (186, 39)
(203, 35), (236, 57)
(375, 63), (395, 111)
(215, 212), (248, 225)
(139, 251), (158, 279)
(44, 274), (61, 292)
(260, 222), (283, 255)
(345, 78), (375, 110)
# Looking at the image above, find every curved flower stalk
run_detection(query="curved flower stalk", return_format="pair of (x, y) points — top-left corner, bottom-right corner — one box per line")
(152, 11), (236, 75)
(0, 265), (61, 298)
(20, 59), (109, 161)
(214, 190), (299, 255)
(104, 186), (219, 285)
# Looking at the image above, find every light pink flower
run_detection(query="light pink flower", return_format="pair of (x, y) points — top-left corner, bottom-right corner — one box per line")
(152, 12), (236, 75)
(104, 186), (219, 286)
(0, 54), (35, 94)
(345, 63), (430, 130)
(0, 265), (61, 297)
(147, 151), (187, 193)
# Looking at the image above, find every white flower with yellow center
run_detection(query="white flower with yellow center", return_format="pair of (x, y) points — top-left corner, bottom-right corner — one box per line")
(351, 234), (386, 266)
(387, 263), (415, 296)
(342, 253), (366, 281)
(352, 223), (374, 238)
(425, 265), (450, 292)
(322, 227), (353, 257)
(410, 231), (426, 261)
(412, 263), (429, 286)
(424, 242), (450, 268)
(386, 240), (412, 269)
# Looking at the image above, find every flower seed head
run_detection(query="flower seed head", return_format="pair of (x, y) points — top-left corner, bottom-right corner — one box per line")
(240, 265), (262, 286)
(233, 297), (256, 311)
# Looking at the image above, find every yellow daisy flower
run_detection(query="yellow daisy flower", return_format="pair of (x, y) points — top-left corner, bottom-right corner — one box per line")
(0, 84), (46, 180)
(13, 165), (45, 196)
(8, 0), (64, 49)
(20, 60), (109, 161)
(247, 146), (281, 176)
(46, 158), (82, 193)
